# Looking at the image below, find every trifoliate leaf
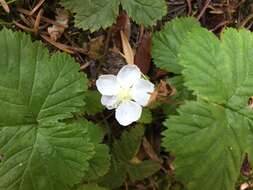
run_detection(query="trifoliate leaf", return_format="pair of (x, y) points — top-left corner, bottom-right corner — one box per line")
(163, 28), (253, 190)
(84, 90), (104, 115)
(152, 17), (200, 73)
(128, 160), (160, 181)
(0, 29), (93, 190)
(59, 0), (120, 32)
(120, 0), (167, 26)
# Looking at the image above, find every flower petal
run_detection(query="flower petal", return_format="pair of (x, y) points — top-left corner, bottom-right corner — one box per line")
(101, 95), (118, 110)
(115, 100), (142, 126)
(132, 79), (155, 106)
(117, 64), (141, 88)
(96, 75), (119, 96)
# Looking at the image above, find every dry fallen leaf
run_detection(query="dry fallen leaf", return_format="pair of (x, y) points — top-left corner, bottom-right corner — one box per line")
(47, 8), (69, 41)
(0, 0), (10, 13)
(134, 31), (151, 74)
(120, 30), (134, 65)
(87, 36), (105, 60)
(113, 11), (131, 39)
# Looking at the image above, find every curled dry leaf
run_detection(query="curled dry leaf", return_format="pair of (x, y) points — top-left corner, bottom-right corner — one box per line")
(120, 30), (134, 65)
(47, 8), (69, 41)
(148, 80), (176, 105)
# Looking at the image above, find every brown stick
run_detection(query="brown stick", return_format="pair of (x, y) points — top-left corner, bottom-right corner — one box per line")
(41, 34), (74, 54)
(29, 0), (45, 15)
(34, 8), (44, 34)
(13, 21), (34, 32)
(197, 0), (211, 20)
(185, 0), (192, 16)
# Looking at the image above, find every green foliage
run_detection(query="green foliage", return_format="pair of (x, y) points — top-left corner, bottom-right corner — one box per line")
(162, 28), (253, 190)
(127, 160), (161, 181)
(0, 29), (107, 190)
(120, 0), (167, 26)
(139, 108), (152, 124)
(162, 76), (195, 115)
(84, 90), (104, 115)
(59, 0), (167, 31)
(152, 17), (200, 73)
(60, 0), (119, 32)
(152, 18), (199, 116)
(100, 127), (160, 188)
(77, 183), (108, 190)
(83, 120), (110, 181)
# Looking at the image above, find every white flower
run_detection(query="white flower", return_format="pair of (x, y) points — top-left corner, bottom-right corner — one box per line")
(96, 64), (155, 126)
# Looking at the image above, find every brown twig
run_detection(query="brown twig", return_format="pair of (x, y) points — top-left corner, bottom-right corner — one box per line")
(239, 13), (253, 28)
(40, 34), (74, 54)
(34, 9), (44, 35)
(19, 13), (33, 26)
(13, 21), (34, 32)
(211, 20), (230, 31)
(185, 0), (192, 16)
(197, 0), (212, 20)
(80, 63), (90, 70)
(17, 8), (66, 28)
(29, 0), (45, 15)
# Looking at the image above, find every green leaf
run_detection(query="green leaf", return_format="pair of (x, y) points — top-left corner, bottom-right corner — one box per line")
(84, 90), (104, 115)
(0, 30), (87, 127)
(163, 28), (253, 190)
(60, 0), (167, 31)
(59, 0), (120, 32)
(77, 183), (108, 190)
(178, 28), (253, 105)
(128, 160), (160, 181)
(138, 108), (152, 124)
(163, 76), (194, 114)
(100, 127), (144, 188)
(113, 127), (144, 161)
(0, 29), (94, 190)
(99, 157), (127, 189)
(120, 0), (167, 26)
(0, 123), (95, 190)
(83, 121), (110, 181)
(168, 76), (194, 102)
(152, 17), (200, 73)
(101, 127), (159, 188)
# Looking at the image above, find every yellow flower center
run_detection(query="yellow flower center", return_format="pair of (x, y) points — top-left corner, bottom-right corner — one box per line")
(117, 88), (132, 101)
